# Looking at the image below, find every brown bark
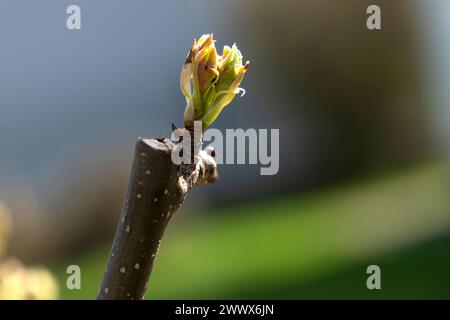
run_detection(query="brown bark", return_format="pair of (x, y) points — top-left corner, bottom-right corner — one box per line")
(97, 137), (217, 300)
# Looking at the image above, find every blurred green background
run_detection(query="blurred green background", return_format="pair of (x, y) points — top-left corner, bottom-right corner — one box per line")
(53, 164), (450, 299)
(1, 0), (450, 299)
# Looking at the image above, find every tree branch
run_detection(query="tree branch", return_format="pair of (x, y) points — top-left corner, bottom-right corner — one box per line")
(97, 137), (217, 300)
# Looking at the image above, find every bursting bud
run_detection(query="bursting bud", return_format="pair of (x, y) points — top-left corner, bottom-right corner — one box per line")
(180, 34), (250, 130)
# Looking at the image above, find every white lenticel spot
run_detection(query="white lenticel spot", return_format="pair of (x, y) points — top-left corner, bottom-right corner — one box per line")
(125, 225), (131, 233)
(153, 198), (158, 202)
(145, 170), (151, 175)
(135, 263), (140, 270)
(120, 267), (126, 273)
(104, 287), (109, 294)
(164, 189), (168, 195)
(137, 194), (142, 199)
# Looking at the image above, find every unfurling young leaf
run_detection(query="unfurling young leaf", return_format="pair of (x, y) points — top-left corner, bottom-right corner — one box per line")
(180, 34), (250, 131)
